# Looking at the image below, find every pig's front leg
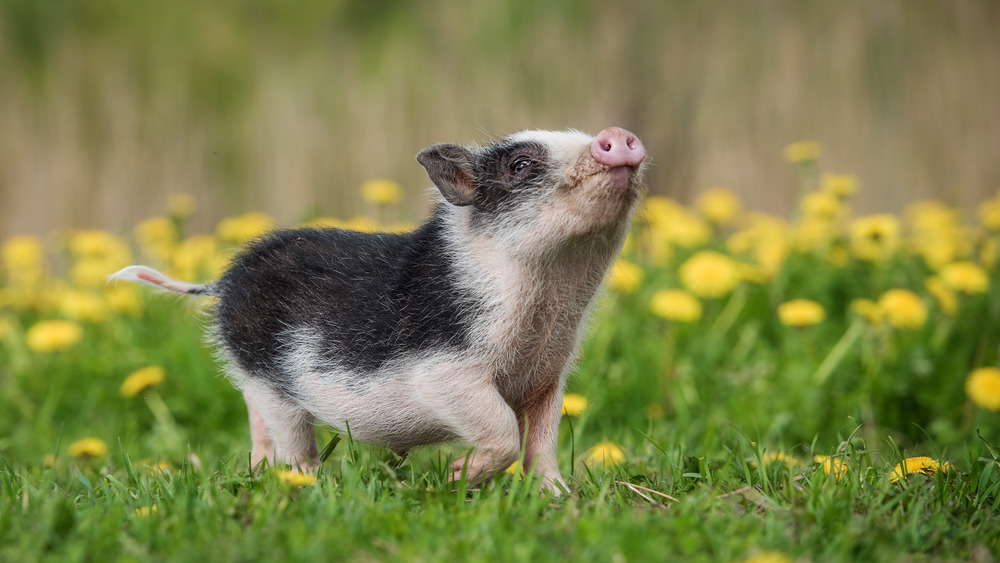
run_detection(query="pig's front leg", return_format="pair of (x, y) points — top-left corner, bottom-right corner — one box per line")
(519, 384), (569, 495)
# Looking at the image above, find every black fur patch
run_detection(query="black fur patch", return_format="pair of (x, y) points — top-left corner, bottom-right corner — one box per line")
(471, 140), (549, 219)
(213, 212), (476, 397)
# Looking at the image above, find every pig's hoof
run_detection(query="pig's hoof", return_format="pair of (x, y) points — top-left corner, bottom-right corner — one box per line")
(448, 459), (485, 487)
(287, 457), (319, 473)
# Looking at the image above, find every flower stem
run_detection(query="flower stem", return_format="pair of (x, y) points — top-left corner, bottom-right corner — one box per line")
(812, 319), (864, 385)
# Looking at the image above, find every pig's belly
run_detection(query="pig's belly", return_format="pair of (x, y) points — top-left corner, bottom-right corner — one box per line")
(287, 354), (486, 452)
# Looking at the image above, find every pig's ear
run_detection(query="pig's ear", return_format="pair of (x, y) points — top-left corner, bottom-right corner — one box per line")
(416, 144), (477, 207)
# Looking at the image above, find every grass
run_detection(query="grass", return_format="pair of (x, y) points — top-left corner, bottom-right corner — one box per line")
(2, 169), (1000, 560)
(1, 418), (998, 561)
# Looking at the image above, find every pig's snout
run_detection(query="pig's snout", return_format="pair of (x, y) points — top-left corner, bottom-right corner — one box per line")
(591, 127), (645, 169)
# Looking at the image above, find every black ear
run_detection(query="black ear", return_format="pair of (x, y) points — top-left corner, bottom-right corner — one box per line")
(416, 144), (477, 207)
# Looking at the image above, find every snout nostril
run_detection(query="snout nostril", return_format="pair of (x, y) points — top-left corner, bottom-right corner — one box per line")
(591, 126), (645, 168)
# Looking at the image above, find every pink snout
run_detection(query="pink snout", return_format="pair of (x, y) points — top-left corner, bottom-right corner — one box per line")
(591, 127), (645, 168)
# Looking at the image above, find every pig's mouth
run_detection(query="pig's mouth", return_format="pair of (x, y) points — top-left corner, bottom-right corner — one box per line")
(604, 165), (640, 191)
(565, 157), (643, 195)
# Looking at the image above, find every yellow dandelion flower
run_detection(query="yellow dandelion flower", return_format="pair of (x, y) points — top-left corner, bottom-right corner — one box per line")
(608, 259), (643, 294)
(793, 218), (836, 253)
(0, 286), (47, 312)
(68, 230), (116, 257)
(695, 187), (742, 225)
(905, 200), (955, 231)
(642, 197), (711, 248)
(68, 437), (108, 459)
(783, 141), (821, 163)
(136, 505), (159, 518)
(650, 289), (703, 322)
(1, 234), (44, 269)
(135, 217), (178, 262)
(168, 192), (196, 218)
(777, 299), (825, 327)
(756, 239), (789, 278)
(146, 460), (172, 473)
(641, 196), (685, 227)
(584, 441), (626, 467)
(275, 469), (317, 487)
(71, 258), (115, 289)
(172, 235), (226, 282)
(850, 214), (901, 261)
(977, 198), (1000, 231)
(904, 202), (969, 269)
(561, 393), (588, 417)
(850, 298), (884, 325)
(727, 214), (789, 277)
(813, 455), (848, 480)
(889, 456), (948, 483)
(966, 367), (1000, 412)
(26, 320), (83, 353)
(679, 251), (740, 298)
(216, 212), (274, 244)
(749, 450), (800, 468)
(981, 237), (998, 270)
(726, 230), (755, 255)
(939, 261), (989, 295)
(800, 191), (841, 219)
(665, 213), (712, 248)
(924, 276), (957, 315)
(121, 366), (166, 398)
(66, 233), (132, 288)
(505, 461), (524, 477)
(57, 289), (109, 323)
(344, 216), (381, 233)
(737, 263), (769, 284)
(821, 174), (859, 197)
(360, 179), (404, 206)
(740, 551), (793, 563)
(878, 289), (927, 329)
(1, 235), (45, 283)
(912, 234), (964, 271)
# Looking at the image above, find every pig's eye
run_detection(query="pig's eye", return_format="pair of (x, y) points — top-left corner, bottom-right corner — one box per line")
(511, 157), (533, 174)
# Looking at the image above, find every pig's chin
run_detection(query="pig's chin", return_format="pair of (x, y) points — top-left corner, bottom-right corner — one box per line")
(571, 174), (643, 234)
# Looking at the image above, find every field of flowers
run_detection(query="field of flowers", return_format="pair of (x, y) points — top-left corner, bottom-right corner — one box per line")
(2, 146), (1000, 561)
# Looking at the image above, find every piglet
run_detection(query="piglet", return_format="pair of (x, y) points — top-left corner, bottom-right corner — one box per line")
(111, 127), (646, 493)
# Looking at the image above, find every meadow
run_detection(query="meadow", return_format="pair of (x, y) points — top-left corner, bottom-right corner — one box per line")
(2, 3), (1000, 559)
(2, 151), (1000, 561)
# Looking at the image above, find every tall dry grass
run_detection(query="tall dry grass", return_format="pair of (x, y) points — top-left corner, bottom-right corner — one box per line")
(0, 0), (998, 239)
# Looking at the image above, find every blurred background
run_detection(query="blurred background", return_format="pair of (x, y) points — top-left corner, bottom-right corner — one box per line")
(0, 0), (998, 239)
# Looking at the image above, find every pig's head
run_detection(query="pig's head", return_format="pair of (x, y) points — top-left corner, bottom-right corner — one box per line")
(417, 128), (647, 259)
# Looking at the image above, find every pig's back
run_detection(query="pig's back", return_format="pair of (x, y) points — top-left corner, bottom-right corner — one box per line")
(213, 217), (476, 394)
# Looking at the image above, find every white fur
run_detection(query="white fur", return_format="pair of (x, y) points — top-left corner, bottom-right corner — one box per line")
(108, 265), (208, 294)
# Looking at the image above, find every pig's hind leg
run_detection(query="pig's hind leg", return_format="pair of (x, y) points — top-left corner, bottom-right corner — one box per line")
(242, 382), (319, 473)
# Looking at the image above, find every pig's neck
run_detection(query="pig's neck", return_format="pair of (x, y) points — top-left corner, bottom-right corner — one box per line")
(444, 212), (627, 408)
